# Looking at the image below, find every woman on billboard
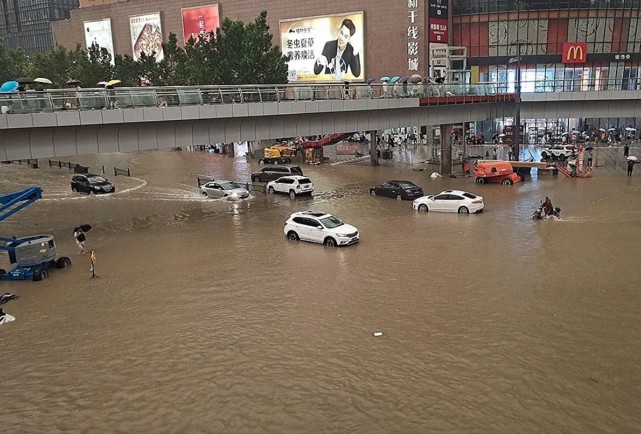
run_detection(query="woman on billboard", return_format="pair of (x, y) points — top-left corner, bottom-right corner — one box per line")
(313, 19), (361, 80)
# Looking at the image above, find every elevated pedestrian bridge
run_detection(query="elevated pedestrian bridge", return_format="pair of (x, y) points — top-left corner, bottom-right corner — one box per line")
(1, 81), (640, 160)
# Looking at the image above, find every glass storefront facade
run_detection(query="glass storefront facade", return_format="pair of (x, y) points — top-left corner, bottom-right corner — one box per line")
(452, 0), (641, 136)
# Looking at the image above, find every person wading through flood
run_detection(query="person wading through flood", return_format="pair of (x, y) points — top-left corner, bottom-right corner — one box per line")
(74, 227), (87, 254)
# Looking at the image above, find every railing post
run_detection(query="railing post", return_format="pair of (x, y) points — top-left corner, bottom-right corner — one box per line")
(114, 167), (117, 176)
(102, 165), (105, 174)
(127, 168), (130, 177)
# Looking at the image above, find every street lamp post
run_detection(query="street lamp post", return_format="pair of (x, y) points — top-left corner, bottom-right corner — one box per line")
(509, 47), (522, 162)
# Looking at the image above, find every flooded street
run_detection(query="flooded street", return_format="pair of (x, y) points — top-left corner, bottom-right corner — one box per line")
(1, 148), (641, 432)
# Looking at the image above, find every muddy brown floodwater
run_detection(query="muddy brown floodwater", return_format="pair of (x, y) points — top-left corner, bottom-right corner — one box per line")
(1, 148), (640, 432)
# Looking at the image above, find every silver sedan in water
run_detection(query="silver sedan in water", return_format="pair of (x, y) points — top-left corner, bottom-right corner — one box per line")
(200, 180), (250, 199)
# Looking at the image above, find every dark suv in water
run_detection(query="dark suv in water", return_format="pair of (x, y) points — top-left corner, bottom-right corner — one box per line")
(71, 174), (116, 194)
(251, 165), (303, 182)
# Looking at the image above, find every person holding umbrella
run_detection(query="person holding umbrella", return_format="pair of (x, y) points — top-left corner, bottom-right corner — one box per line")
(627, 156), (638, 176)
(73, 224), (92, 254)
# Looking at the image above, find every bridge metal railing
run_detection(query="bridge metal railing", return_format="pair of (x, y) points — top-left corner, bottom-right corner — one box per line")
(0, 82), (505, 115)
(3, 78), (638, 116)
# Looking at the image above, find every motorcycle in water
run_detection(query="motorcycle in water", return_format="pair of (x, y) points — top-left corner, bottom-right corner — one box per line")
(532, 202), (562, 220)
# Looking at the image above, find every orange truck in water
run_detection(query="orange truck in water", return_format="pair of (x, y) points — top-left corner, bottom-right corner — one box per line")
(472, 160), (522, 185)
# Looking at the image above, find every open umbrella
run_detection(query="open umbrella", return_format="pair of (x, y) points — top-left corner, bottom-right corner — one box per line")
(15, 77), (34, 84)
(627, 156), (639, 162)
(33, 78), (53, 85)
(400, 76), (409, 84)
(365, 78), (375, 85)
(584, 146), (594, 151)
(625, 127), (637, 132)
(409, 74), (422, 83)
(598, 128), (606, 132)
(0, 81), (19, 93)
(608, 127), (617, 132)
(73, 224), (92, 233)
(66, 79), (81, 86)
(96, 81), (108, 87)
(389, 76), (400, 84)
(380, 76), (390, 82)
(106, 79), (121, 86)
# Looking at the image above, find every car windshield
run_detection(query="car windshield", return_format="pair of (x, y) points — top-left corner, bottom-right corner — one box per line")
(220, 182), (241, 190)
(399, 182), (417, 189)
(320, 216), (344, 228)
(87, 176), (107, 183)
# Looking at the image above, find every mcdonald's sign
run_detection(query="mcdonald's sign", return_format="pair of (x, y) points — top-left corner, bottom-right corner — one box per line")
(563, 42), (588, 64)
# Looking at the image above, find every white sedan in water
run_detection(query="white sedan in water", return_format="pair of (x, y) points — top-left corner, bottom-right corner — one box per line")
(413, 190), (484, 214)
(200, 180), (250, 199)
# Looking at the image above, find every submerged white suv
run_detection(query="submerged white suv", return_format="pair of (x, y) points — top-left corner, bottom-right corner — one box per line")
(283, 211), (359, 247)
(267, 176), (314, 197)
(541, 144), (577, 160)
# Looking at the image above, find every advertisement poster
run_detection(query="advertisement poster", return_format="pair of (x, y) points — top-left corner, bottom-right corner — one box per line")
(129, 12), (164, 61)
(182, 4), (220, 44)
(280, 12), (365, 82)
(84, 18), (115, 64)
(428, 0), (449, 43)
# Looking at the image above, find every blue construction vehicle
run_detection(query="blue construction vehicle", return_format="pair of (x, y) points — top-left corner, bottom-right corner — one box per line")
(0, 187), (71, 281)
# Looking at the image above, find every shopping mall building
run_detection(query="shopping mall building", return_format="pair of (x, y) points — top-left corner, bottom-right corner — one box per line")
(49, 0), (641, 134)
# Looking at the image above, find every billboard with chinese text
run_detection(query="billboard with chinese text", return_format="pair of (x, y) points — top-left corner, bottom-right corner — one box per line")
(181, 4), (220, 44)
(84, 18), (115, 65)
(428, 0), (449, 43)
(129, 12), (164, 61)
(280, 12), (365, 82)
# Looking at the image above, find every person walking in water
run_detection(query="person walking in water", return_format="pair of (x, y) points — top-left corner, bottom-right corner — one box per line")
(73, 228), (87, 254)
(627, 159), (635, 176)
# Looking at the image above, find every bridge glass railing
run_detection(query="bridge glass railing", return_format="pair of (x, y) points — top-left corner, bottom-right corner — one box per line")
(0, 83), (506, 115)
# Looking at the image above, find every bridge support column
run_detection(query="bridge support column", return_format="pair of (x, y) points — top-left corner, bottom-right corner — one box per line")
(439, 124), (453, 175)
(369, 130), (379, 166)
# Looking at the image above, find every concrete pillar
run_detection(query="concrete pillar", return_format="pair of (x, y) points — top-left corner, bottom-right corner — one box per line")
(439, 124), (453, 175)
(369, 130), (379, 166)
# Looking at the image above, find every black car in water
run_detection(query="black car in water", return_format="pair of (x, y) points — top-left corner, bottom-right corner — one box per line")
(369, 180), (424, 200)
(71, 174), (116, 194)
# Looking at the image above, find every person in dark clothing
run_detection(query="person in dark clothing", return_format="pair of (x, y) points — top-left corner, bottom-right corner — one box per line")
(624, 144), (630, 157)
(543, 197), (554, 216)
(628, 160), (635, 176)
(313, 19), (361, 79)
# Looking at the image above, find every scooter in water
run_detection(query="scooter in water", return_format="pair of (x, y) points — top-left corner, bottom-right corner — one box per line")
(532, 203), (562, 220)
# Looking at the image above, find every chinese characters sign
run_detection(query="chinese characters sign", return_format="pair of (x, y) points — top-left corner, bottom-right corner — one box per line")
(428, 0), (448, 43)
(280, 12), (365, 82)
(181, 4), (220, 44)
(407, 0), (420, 72)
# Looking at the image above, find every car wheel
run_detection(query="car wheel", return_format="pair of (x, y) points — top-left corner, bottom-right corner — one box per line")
(396, 194), (402, 200)
(285, 158), (291, 163)
(258, 159), (264, 164)
(0, 268), (5, 275)
(502, 178), (513, 185)
(324, 237), (337, 247)
(287, 231), (299, 241)
(369, 189), (376, 196)
(268, 186), (275, 194)
(289, 190), (296, 199)
(476, 177), (485, 184)
(252, 176), (260, 182)
(201, 191), (208, 197)
(458, 206), (470, 215)
(71, 186), (77, 193)
(418, 204), (428, 212)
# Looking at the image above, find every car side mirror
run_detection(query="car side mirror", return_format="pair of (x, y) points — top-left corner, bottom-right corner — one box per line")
(316, 225), (323, 229)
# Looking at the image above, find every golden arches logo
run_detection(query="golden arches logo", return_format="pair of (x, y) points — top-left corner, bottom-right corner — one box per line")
(563, 43), (587, 63)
